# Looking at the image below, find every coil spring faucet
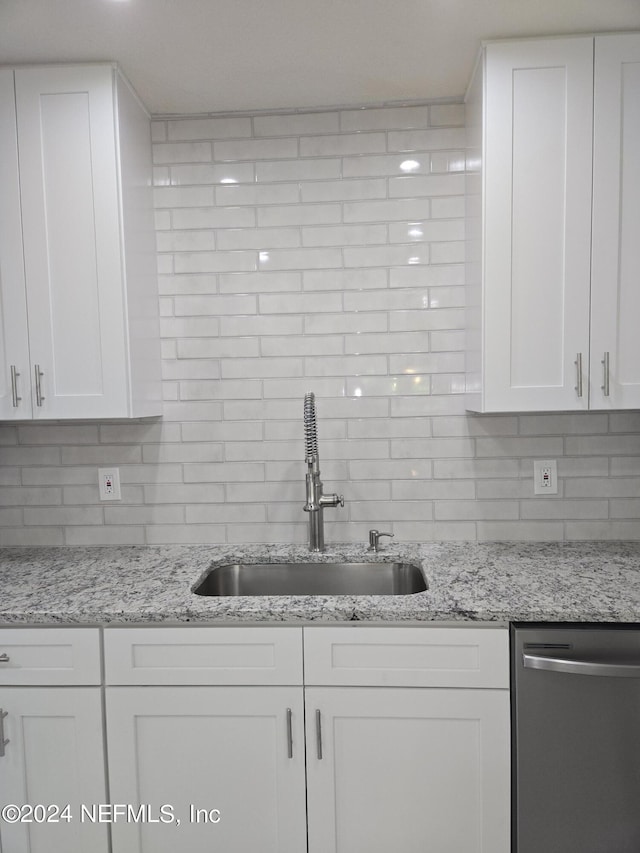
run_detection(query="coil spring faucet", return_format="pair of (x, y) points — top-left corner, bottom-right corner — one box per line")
(303, 392), (344, 552)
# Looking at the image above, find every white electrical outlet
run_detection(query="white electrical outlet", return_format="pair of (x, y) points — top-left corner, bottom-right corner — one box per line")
(533, 460), (558, 495)
(98, 468), (121, 501)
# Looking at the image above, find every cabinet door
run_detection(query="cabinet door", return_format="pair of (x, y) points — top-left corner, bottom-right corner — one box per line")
(482, 38), (593, 411)
(106, 686), (307, 853)
(14, 65), (129, 419)
(305, 686), (510, 853)
(0, 687), (108, 853)
(0, 70), (32, 420)
(590, 34), (640, 409)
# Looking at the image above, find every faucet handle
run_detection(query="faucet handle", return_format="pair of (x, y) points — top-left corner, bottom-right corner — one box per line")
(319, 493), (344, 508)
(368, 529), (394, 552)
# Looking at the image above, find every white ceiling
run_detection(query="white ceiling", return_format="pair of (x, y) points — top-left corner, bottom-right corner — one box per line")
(1, 0), (640, 115)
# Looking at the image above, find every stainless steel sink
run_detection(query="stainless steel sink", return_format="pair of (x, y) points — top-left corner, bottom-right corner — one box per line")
(193, 562), (428, 597)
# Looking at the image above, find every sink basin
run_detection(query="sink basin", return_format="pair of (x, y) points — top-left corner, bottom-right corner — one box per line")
(193, 562), (428, 597)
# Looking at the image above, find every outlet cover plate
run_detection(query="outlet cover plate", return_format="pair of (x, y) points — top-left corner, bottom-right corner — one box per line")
(533, 460), (558, 495)
(98, 468), (121, 501)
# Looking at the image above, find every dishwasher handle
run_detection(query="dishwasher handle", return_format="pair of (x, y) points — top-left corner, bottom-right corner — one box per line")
(523, 652), (640, 678)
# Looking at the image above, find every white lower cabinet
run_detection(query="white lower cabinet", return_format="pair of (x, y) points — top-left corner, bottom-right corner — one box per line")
(104, 624), (510, 853)
(105, 687), (307, 853)
(0, 629), (108, 853)
(305, 687), (509, 853)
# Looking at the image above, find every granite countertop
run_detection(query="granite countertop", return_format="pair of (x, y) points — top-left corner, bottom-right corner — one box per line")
(1, 541), (640, 625)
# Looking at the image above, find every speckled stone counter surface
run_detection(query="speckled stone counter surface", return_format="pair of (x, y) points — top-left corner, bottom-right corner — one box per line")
(1, 541), (640, 625)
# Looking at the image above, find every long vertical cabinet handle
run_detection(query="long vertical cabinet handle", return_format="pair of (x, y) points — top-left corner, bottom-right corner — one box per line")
(10, 366), (21, 408)
(286, 708), (293, 759)
(601, 352), (610, 397)
(34, 365), (45, 406)
(0, 710), (9, 757)
(315, 709), (323, 760)
(574, 353), (583, 398)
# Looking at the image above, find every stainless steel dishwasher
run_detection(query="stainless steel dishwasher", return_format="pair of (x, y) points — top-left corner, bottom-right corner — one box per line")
(511, 623), (640, 853)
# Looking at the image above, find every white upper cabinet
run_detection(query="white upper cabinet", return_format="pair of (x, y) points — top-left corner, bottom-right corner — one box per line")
(466, 34), (640, 413)
(0, 64), (161, 420)
(590, 34), (640, 409)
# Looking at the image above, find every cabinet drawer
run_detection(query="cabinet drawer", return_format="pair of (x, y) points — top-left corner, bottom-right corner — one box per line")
(303, 626), (509, 688)
(0, 628), (101, 685)
(104, 626), (303, 685)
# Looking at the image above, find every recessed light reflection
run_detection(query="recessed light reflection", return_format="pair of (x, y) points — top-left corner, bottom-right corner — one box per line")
(408, 226), (423, 239)
(400, 159), (421, 172)
(354, 388), (362, 397)
(259, 251), (270, 263)
(220, 178), (238, 184)
(408, 256), (421, 265)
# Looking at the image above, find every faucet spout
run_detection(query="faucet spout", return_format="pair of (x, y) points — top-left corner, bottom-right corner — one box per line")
(302, 393), (344, 552)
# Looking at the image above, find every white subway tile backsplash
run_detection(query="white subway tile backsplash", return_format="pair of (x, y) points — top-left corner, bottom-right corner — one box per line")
(156, 230), (216, 252)
(2, 100), (636, 546)
(388, 174), (465, 198)
(429, 103), (465, 126)
(65, 526), (145, 545)
(389, 219), (465, 243)
(221, 357), (304, 379)
(300, 132), (386, 157)
(340, 105), (429, 131)
(173, 206), (256, 229)
(161, 316), (220, 337)
(344, 244), (429, 268)
(387, 127), (466, 152)
(259, 291), (343, 314)
(305, 355), (387, 377)
(303, 268), (387, 290)
(214, 137), (298, 161)
(219, 271), (301, 293)
(342, 153), (431, 178)
(254, 111), (339, 137)
(169, 162), (255, 186)
(216, 227), (301, 250)
(302, 224), (387, 247)
(477, 522), (564, 541)
(389, 308), (464, 332)
(258, 247), (342, 271)
(301, 178), (387, 202)
(255, 158), (341, 182)
(434, 500), (518, 521)
(344, 198), (432, 223)
(216, 183), (300, 206)
(153, 141), (212, 164)
(174, 251), (257, 274)
(220, 314), (303, 336)
(258, 203), (342, 227)
(154, 186), (214, 208)
(167, 117), (252, 140)
(260, 335), (343, 356)
(306, 312), (387, 336)
(565, 522), (640, 540)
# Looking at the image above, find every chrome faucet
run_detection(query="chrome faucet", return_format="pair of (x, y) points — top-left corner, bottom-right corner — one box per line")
(303, 392), (344, 552)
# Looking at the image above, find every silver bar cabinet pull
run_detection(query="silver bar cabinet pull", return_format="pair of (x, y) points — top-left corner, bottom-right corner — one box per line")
(10, 366), (21, 408)
(601, 352), (610, 397)
(574, 353), (583, 398)
(286, 708), (293, 759)
(524, 652), (640, 678)
(0, 710), (9, 757)
(34, 365), (45, 407)
(315, 709), (323, 760)
(0, 654), (9, 663)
